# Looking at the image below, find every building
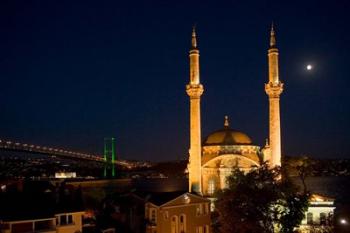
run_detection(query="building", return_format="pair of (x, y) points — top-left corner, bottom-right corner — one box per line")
(297, 194), (335, 233)
(186, 25), (284, 196)
(55, 172), (77, 179)
(143, 192), (211, 233)
(105, 192), (211, 233)
(0, 211), (84, 233)
(0, 181), (85, 233)
(201, 116), (261, 196)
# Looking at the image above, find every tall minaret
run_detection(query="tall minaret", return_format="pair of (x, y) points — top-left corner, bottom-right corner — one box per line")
(186, 27), (204, 193)
(265, 24), (284, 167)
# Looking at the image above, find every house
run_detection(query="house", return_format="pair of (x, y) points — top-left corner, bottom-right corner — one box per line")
(0, 181), (85, 233)
(142, 192), (211, 233)
(297, 194), (335, 233)
(107, 191), (211, 233)
(0, 211), (85, 233)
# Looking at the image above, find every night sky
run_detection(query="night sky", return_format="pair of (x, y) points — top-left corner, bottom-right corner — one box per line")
(1, 0), (349, 161)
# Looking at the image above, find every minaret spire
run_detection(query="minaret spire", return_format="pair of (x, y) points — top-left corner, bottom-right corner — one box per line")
(224, 115), (230, 128)
(270, 22), (276, 48)
(189, 25), (200, 85)
(265, 24), (284, 168)
(186, 26), (204, 194)
(192, 26), (197, 49)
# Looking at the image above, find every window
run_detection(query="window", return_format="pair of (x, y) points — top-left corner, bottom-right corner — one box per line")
(179, 214), (186, 233)
(60, 215), (67, 225)
(204, 203), (209, 215)
(197, 204), (203, 216)
(35, 220), (52, 231)
(171, 216), (179, 233)
(58, 214), (73, 226)
(320, 213), (327, 225)
(306, 212), (313, 225)
(210, 202), (215, 212)
(68, 215), (73, 224)
(164, 211), (169, 220)
(150, 209), (157, 224)
(208, 180), (215, 195)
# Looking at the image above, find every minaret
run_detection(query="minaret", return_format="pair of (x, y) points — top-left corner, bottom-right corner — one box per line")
(186, 27), (204, 193)
(265, 24), (284, 167)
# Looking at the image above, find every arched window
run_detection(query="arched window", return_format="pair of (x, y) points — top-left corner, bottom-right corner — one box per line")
(171, 216), (179, 233)
(179, 214), (186, 233)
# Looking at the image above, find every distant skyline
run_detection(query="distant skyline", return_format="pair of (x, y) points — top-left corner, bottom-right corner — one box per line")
(1, 0), (350, 161)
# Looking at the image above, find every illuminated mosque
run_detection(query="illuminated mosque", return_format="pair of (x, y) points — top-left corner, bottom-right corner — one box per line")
(186, 26), (284, 196)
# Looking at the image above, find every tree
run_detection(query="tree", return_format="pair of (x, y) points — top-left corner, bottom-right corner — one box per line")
(284, 156), (314, 193)
(215, 163), (309, 233)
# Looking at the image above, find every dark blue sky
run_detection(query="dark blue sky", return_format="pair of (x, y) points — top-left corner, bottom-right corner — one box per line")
(1, 0), (349, 161)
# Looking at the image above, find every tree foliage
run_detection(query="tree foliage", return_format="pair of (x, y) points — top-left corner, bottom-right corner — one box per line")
(215, 163), (309, 233)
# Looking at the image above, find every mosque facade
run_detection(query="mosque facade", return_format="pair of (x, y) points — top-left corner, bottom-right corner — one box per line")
(186, 26), (284, 196)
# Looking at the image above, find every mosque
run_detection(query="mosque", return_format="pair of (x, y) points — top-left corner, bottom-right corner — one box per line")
(186, 26), (284, 196)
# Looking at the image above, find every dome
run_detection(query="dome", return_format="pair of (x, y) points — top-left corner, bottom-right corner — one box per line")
(203, 116), (253, 146)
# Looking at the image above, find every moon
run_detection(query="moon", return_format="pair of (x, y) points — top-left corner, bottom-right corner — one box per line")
(306, 64), (313, 71)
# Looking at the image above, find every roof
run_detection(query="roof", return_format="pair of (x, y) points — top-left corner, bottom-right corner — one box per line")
(310, 193), (335, 202)
(133, 191), (187, 206)
(132, 191), (210, 207)
(203, 116), (253, 146)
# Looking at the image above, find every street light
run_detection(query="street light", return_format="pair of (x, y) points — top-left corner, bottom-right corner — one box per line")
(340, 218), (347, 225)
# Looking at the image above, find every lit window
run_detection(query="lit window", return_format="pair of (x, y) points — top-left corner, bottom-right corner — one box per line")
(208, 180), (215, 195)
(210, 202), (215, 212)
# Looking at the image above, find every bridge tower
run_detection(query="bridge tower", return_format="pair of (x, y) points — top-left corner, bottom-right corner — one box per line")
(103, 137), (117, 178)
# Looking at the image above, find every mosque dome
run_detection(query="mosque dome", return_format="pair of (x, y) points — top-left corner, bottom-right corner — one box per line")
(203, 116), (253, 146)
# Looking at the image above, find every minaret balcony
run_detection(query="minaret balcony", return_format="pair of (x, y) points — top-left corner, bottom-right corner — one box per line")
(186, 84), (204, 98)
(265, 82), (283, 97)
